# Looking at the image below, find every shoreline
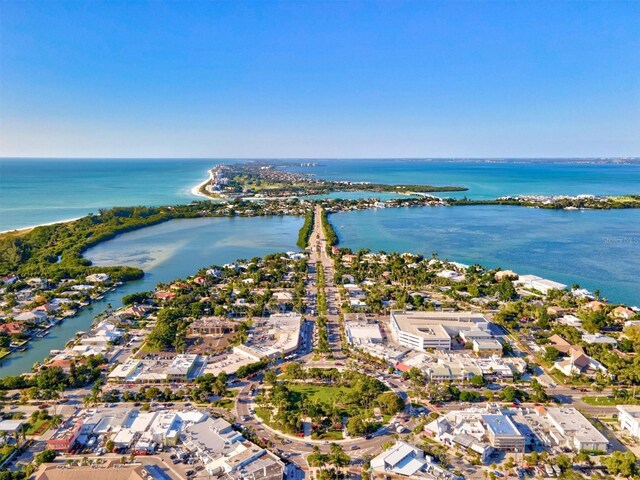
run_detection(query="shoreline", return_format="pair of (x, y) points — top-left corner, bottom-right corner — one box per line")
(0, 216), (83, 236)
(189, 168), (215, 200)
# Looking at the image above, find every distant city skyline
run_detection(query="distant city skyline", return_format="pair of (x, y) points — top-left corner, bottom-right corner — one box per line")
(1, 0), (639, 158)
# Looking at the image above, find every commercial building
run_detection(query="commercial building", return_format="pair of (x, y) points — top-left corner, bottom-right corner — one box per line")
(617, 405), (640, 439)
(482, 414), (526, 452)
(182, 417), (284, 479)
(472, 339), (503, 357)
(370, 440), (461, 480)
(546, 407), (609, 452)
(188, 317), (239, 336)
(345, 320), (383, 346)
(389, 311), (489, 351)
(424, 405), (526, 460)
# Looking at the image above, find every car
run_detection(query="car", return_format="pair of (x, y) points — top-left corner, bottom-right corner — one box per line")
(350, 445), (359, 450)
(365, 435), (373, 440)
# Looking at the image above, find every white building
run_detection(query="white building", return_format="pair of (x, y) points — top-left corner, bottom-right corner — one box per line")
(546, 407), (609, 452)
(182, 416), (284, 478)
(617, 405), (640, 439)
(370, 440), (461, 480)
(345, 321), (383, 346)
(389, 311), (489, 351)
(85, 273), (110, 283)
(514, 275), (567, 294)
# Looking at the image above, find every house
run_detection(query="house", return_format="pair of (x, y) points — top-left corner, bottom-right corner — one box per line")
(85, 273), (110, 283)
(0, 323), (22, 335)
(155, 291), (176, 301)
(552, 346), (606, 377)
(514, 275), (567, 294)
(495, 270), (517, 281)
(613, 306), (636, 320)
(14, 310), (48, 323)
(34, 303), (60, 314)
(617, 405), (640, 439)
(583, 300), (607, 311)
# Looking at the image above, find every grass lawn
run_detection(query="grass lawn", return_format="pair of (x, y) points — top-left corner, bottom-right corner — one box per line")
(25, 418), (51, 435)
(287, 384), (354, 403)
(211, 398), (234, 409)
(255, 407), (273, 425)
(314, 430), (343, 440)
(582, 396), (620, 406)
(0, 445), (16, 463)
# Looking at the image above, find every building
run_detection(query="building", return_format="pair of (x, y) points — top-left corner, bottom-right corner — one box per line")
(85, 273), (110, 283)
(582, 333), (617, 346)
(459, 329), (493, 343)
(617, 405), (640, 439)
(370, 440), (461, 480)
(546, 407), (609, 452)
(188, 317), (238, 336)
(166, 354), (199, 381)
(34, 462), (169, 480)
(514, 275), (567, 294)
(345, 321), (383, 346)
(614, 306), (636, 320)
(482, 415), (525, 452)
(472, 339), (503, 357)
(182, 417), (284, 479)
(47, 421), (83, 452)
(389, 311), (489, 351)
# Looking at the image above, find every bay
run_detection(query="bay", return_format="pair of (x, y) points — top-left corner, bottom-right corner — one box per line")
(0, 216), (301, 376)
(332, 205), (640, 306)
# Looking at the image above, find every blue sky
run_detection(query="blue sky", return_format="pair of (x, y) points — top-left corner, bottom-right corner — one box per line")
(1, 0), (639, 158)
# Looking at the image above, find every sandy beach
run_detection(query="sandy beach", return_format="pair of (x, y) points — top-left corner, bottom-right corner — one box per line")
(0, 216), (83, 236)
(190, 169), (215, 200)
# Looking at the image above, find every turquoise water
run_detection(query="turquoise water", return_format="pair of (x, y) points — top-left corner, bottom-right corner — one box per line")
(287, 159), (640, 199)
(2, 159), (639, 231)
(302, 191), (417, 201)
(0, 216), (301, 376)
(332, 206), (640, 306)
(0, 158), (224, 231)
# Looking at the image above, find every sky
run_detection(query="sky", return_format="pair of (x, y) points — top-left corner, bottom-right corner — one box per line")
(1, 0), (639, 158)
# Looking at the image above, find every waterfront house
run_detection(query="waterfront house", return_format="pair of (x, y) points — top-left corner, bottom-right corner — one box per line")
(85, 273), (110, 283)
(613, 306), (636, 320)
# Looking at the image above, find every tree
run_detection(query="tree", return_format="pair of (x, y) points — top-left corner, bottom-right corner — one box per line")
(34, 449), (57, 465)
(329, 443), (350, 469)
(346, 415), (369, 437)
(602, 451), (638, 477)
(264, 369), (278, 385)
(543, 347), (562, 363)
(376, 391), (405, 415)
(555, 453), (572, 472)
(307, 445), (329, 468)
(470, 375), (486, 387)
(105, 439), (115, 453)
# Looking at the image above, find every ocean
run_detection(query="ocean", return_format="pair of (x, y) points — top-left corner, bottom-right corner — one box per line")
(2, 158), (640, 231)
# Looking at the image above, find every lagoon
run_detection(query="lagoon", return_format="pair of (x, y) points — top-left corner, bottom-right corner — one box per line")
(332, 205), (640, 306)
(0, 216), (301, 376)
